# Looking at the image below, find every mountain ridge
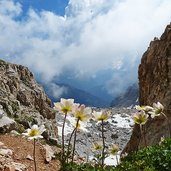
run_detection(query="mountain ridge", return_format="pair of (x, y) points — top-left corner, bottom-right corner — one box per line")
(42, 82), (110, 107)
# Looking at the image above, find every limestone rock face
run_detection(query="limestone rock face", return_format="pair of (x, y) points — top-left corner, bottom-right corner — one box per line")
(0, 59), (55, 121)
(123, 24), (171, 153)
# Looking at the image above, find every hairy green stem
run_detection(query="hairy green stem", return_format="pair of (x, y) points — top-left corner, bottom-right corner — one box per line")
(71, 119), (79, 162)
(61, 112), (67, 162)
(66, 127), (76, 163)
(143, 125), (147, 147)
(140, 124), (146, 147)
(101, 119), (105, 168)
(33, 139), (37, 171)
(116, 155), (119, 165)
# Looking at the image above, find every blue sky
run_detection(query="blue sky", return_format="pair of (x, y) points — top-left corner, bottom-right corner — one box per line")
(1, 0), (171, 97)
(13, 0), (69, 16)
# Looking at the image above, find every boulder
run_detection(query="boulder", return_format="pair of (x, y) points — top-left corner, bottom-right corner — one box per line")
(0, 116), (15, 133)
(43, 144), (56, 163)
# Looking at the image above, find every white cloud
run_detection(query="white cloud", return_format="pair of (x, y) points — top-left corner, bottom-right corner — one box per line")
(0, 0), (171, 95)
(48, 83), (67, 98)
(0, 0), (22, 17)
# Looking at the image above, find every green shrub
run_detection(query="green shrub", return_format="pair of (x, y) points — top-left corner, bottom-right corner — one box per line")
(60, 138), (171, 171)
(61, 162), (116, 171)
(115, 138), (171, 171)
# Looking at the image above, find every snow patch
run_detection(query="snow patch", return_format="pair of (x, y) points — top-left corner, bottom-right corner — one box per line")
(104, 154), (120, 166)
(108, 114), (134, 128)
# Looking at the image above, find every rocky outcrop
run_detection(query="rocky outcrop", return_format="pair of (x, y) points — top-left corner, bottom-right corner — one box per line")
(0, 59), (55, 129)
(123, 24), (171, 153)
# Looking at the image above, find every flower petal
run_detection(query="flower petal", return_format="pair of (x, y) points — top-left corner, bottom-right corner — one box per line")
(31, 125), (38, 130)
(38, 125), (46, 134)
(54, 102), (62, 111)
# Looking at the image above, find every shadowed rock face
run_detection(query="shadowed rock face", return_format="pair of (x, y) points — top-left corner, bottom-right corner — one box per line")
(0, 59), (55, 120)
(123, 24), (171, 153)
(111, 83), (139, 107)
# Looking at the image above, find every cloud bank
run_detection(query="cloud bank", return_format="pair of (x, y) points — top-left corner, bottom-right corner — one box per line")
(0, 0), (171, 96)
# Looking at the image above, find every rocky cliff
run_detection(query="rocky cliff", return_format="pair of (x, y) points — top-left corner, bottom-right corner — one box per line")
(0, 59), (55, 131)
(111, 83), (138, 107)
(123, 24), (171, 153)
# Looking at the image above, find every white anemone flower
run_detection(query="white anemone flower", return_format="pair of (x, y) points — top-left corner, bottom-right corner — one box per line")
(92, 142), (103, 151)
(22, 124), (46, 140)
(132, 111), (148, 125)
(135, 105), (153, 113)
(153, 102), (164, 112)
(109, 144), (119, 156)
(73, 104), (92, 121)
(71, 120), (88, 132)
(54, 98), (74, 114)
(150, 102), (164, 118)
(92, 110), (111, 121)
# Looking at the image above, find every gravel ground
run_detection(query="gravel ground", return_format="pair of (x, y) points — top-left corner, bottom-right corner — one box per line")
(56, 107), (136, 161)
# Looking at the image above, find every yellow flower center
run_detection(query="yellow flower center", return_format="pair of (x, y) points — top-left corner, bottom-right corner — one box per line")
(99, 115), (109, 121)
(134, 115), (147, 125)
(93, 143), (102, 151)
(62, 107), (71, 113)
(155, 109), (162, 115)
(75, 112), (88, 121)
(110, 148), (118, 155)
(29, 129), (39, 137)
